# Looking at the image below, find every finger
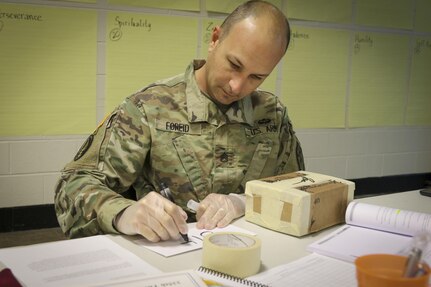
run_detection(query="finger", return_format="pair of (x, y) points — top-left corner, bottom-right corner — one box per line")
(195, 202), (210, 229)
(136, 194), (174, 240)
(173, 206), (188, 235)
(147, 199), (180, 240)
(135, 205), (171, 241)
(195, 202), (206, 221)
(196, 204), (218, 229)
(162, 203), (188, 237)
(196, 198), (212, 221)
(136, 223), (161, 242)
(204, 207), (227, 229)
(158, 211), (182, 240)
(149, 216), (172, 241)
(216, 211), (234, 228)
(180, 207), (188, 220)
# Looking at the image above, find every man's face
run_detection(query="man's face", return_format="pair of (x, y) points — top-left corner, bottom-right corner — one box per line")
(200, 17), (285, 105)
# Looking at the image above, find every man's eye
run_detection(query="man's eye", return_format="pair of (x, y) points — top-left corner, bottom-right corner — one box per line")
(229, 61), (240, 70)
(251, 75), (263, 81)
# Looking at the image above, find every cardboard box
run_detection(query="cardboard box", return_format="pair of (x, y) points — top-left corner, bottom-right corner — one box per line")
(245, 171), (355, 236)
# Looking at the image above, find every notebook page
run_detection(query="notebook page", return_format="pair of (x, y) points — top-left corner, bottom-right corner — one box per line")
(248, 253), (356, 287)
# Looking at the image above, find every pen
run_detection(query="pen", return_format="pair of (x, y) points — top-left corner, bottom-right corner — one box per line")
(403, 247), (422, 277)
(159, 182), (189, 242)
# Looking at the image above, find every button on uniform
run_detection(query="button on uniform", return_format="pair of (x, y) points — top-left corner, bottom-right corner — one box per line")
(221, 152), (229, 162)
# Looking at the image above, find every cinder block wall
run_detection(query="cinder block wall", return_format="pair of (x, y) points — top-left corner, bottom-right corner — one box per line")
(1, 127), (430, 208)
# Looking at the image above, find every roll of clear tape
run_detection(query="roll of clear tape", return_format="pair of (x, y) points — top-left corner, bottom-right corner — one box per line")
(202, 232), (261, 278)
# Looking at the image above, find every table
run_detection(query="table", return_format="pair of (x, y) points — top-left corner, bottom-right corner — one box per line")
(107, 189), (430, 273)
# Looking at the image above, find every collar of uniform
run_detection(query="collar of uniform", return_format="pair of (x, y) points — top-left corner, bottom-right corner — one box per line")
(185, 60), (254, 126)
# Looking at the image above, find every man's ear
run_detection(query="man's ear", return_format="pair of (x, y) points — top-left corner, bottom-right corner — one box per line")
(208, 26), (222, 52)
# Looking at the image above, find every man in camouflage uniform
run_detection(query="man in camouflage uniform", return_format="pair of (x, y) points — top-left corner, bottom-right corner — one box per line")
(55, 0), (305, 242)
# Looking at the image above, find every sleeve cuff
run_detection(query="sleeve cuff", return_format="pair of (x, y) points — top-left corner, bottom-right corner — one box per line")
(98, 198), (135, 234)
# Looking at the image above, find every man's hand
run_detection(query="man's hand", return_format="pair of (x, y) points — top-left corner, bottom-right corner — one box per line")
(114, 192), (188, 242)
(196, 193), (245, 229)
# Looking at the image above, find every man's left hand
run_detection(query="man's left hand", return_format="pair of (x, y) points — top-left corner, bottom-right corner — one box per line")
(195, 193), (245, 229)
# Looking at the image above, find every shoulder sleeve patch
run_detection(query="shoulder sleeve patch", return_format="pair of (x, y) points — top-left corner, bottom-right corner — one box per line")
(65, 111), (118, 170)
(74, 134), (94, 161)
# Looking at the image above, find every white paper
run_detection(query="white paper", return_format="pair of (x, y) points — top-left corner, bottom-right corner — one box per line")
(346, 201), (431, 236)
(307, 225), (414, 262)
(308, 201), (431, 266)
(248, 253), (356, 287)
(91, 270), (207, 287)
(0, 235), (161, 287)
(134, 224), (256, 257)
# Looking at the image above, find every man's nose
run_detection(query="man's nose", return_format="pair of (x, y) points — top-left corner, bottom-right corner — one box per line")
(229, 74), (246, 95)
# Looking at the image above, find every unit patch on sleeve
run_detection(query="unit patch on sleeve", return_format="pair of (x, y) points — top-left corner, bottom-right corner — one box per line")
(74, 134), (94, 161)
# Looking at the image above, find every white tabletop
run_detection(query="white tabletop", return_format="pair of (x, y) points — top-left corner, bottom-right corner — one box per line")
(107, 189), (431, 273)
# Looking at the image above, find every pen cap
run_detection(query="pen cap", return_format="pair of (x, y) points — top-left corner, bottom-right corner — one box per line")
(355, 254), (430, 287)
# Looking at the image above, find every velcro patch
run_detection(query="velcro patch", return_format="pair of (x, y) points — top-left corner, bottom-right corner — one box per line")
(74, 134), (94, 161)
(156, 119), (201, 135)
(245, 119), (278, 137)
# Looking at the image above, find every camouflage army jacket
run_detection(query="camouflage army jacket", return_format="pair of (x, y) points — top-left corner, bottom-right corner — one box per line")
(55, 60), (305, 238)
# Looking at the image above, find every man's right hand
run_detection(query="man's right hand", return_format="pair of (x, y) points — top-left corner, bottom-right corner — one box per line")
(114, 191), (188, 242)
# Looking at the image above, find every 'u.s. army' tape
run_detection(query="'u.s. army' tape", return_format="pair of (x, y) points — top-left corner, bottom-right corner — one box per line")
(202, 232), (261, 278)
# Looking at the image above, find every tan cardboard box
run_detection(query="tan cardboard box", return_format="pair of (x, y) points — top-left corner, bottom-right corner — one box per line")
(245, 171), (355, 236)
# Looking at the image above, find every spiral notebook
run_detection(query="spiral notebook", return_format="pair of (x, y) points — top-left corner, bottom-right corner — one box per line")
(197, 266), (268, 287)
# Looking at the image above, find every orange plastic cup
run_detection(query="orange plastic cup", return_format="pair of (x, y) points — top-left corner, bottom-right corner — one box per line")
(355, 254), (430, 287)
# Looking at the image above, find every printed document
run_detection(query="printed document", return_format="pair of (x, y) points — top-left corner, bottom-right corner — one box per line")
(307, 201), (431, 264)
(91, 270), (207, 287)
(0, 235), (160, 287)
